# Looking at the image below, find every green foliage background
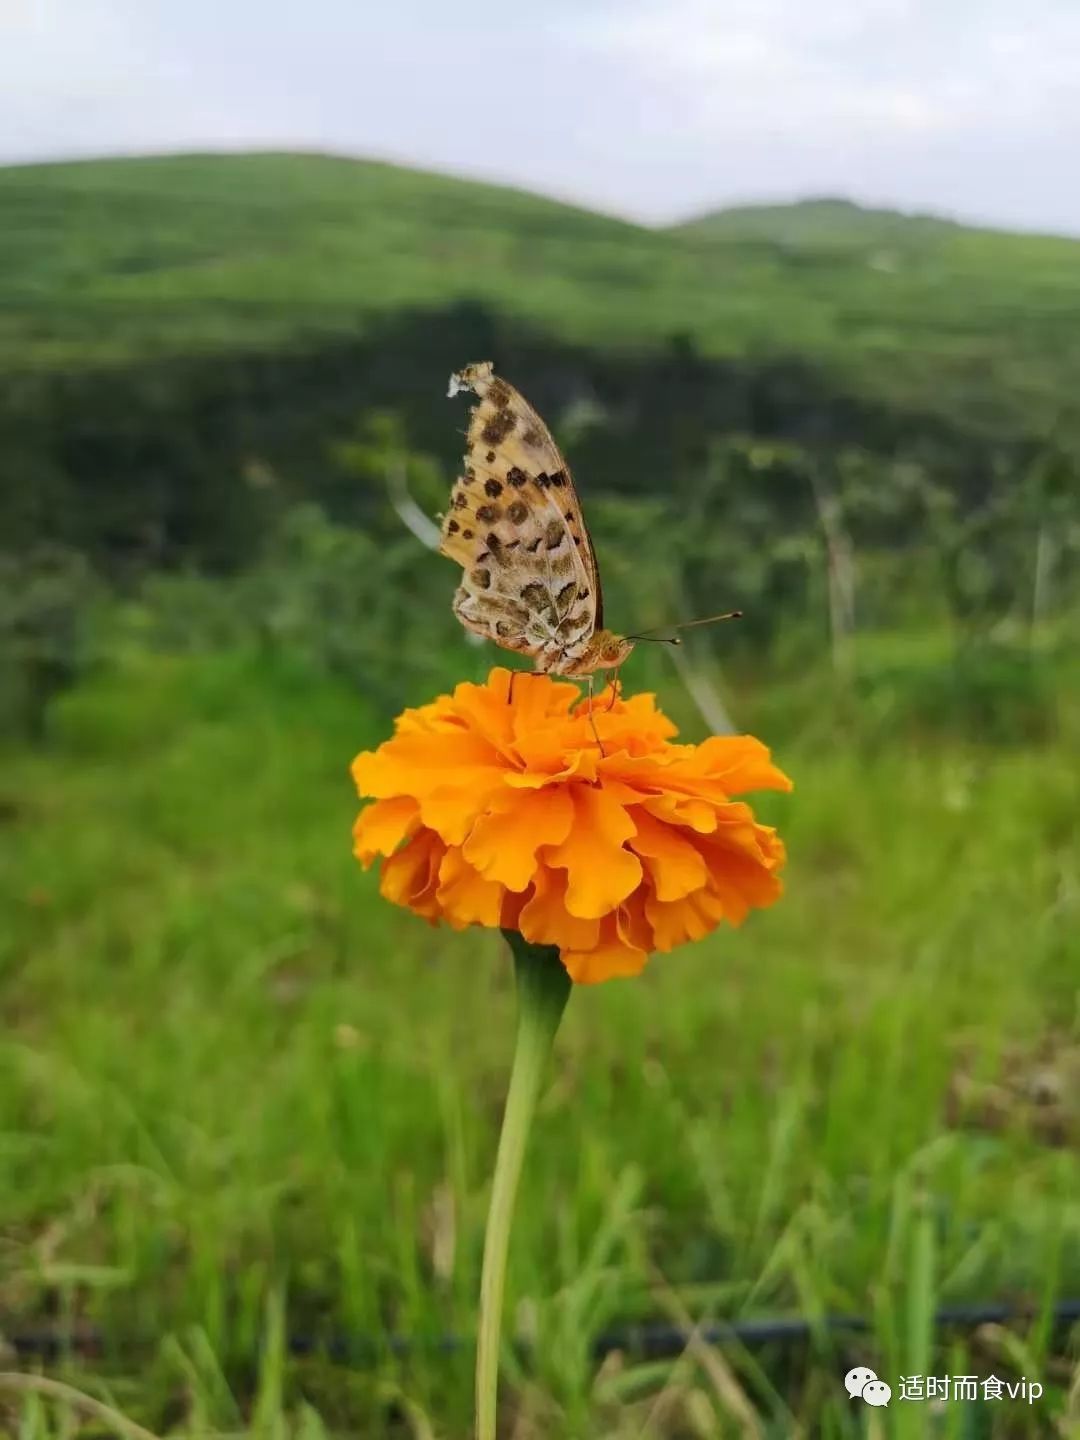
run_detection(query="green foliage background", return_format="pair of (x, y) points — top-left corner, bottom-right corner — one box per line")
(1, 152), (1079, 1438)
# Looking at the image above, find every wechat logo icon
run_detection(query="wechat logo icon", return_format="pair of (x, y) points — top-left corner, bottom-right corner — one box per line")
(845, 1367), (892, 1407)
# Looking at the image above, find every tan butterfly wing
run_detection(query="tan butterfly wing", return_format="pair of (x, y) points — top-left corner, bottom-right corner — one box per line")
(439, 361), (603, 673)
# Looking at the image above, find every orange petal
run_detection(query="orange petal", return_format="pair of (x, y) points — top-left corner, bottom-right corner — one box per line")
(695, 735), (794, 795)
(444, 672), (519, 755)
(504, 747), (600, 787)
(380, 830), (445, 919)
(509, 672), (579, 732)
(436, 848), (506, 928)
(463, 786), (575, 891)
(708, 805), (788, 866)
(543, 785), (642, 919)
(616, 888), (654, 954)
(591, 690), (680, 750)
(352, 796), (420, 865)
(562, 915), (650, 984)
(640, 791), (719, 834)
(627, 809), (708, 901)
(517, 866), (602, 952)
(645, 886), (727, 952)
(419, 781), (505, 846)
(352, 731), (502, 802)
(598, 753), (723, 825)
(696, 837), (787, 915)
(704, 873), (751, 926)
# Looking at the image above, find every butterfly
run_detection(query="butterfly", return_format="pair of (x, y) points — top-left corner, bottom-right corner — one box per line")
(439, 361), (634, 678)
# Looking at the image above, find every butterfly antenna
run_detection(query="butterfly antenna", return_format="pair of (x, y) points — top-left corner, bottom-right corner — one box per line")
(628, 611), (743, 644)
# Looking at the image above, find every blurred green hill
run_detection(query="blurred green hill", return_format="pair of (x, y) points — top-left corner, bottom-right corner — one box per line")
(4, 150), (1080, 441)
(675, 195), (961, 246)
(2, 150), (1078, 736)
(4, 150), (1080, 573)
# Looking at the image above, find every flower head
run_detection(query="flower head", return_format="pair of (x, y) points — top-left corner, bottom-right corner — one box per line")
(352, 669), (791, 984)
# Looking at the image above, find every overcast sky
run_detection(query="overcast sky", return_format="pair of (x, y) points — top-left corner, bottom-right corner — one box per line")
(4, 0), (1080, 233)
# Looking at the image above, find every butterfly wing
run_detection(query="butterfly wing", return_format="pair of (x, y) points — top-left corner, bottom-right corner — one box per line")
(440, 361), (602, 672)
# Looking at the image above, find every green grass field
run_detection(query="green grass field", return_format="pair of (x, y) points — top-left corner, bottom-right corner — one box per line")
(2, 644), (1078, 1437)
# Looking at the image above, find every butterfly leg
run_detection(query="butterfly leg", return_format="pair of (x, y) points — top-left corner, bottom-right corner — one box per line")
(585, 674), (606, 756)
(507, 670), (517, 706)
(605, 668), (622, 711)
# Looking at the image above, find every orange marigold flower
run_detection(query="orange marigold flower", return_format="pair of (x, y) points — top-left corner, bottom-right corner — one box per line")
(351, 668), (791, 984)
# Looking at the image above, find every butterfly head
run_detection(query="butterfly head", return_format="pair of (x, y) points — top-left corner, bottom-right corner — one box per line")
(597, 630), (635, 668)
(564, 629), (634, 675)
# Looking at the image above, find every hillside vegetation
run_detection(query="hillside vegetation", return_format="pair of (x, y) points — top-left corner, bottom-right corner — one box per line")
(4, 151), (1080, 440)
(4, 151), (1080, 602)
(676, 195), (962, 246)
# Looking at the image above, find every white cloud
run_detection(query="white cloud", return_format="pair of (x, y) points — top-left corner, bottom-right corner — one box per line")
(558, 0), (1080, 227)
(571, 0), (1080, 137)
(1, 0), (1079, 233)
(0, 0), (231, 153)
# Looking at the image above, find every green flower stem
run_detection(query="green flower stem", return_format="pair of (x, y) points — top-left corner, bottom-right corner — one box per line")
(476, 932), (572, 1440)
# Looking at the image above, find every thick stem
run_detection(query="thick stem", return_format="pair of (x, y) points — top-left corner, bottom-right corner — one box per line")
(476, 933), (572, 1440)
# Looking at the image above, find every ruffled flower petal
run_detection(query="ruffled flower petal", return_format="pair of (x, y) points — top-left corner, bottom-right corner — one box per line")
(517, 866), (601, 953)
(694, 735), (794, 795)
(352, 667), (789, 984)
(563, 905), (650, 983)
(463, 786), (575, 891)
(436, 848), (506, 928)
(379, 829), (445, 921)
(352, 795), (420, 866)
(543, 786), (643, 919)
(627, 809), (708, 901)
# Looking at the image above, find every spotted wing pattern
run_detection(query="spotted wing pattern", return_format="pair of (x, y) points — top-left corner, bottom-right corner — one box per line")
(439, 361), (602, 673)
